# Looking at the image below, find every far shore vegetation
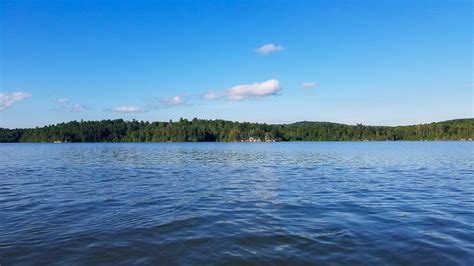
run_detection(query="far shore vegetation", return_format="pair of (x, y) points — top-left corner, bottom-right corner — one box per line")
(0, 118), (472, 143)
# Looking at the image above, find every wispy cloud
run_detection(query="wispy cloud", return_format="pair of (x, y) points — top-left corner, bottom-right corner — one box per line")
(56, 97), (89, 112)
(203, 79), (282, 101)
(255, 43), (285, 55)
(112, 106), (147, 113)
(161, 95), (186, 106)
(70, 104), (87, 112)
(203, 91), (221, 100)
(56, 98), (70, 104)
(302, 82), (318, 89)
(0, 92), (31, 111)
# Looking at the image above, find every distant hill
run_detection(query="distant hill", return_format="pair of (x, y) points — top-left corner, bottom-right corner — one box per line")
(0, 118), (473, 142)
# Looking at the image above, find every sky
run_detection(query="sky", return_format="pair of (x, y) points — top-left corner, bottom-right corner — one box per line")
(1, 0), (472, 128)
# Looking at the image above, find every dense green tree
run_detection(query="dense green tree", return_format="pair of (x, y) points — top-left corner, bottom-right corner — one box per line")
(0, 118), (472, 142)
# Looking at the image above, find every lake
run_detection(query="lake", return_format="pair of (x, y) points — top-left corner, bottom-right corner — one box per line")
(1, 142), (473, 265)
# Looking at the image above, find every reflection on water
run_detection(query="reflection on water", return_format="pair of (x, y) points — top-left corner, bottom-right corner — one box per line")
(1, 142), (473, 264)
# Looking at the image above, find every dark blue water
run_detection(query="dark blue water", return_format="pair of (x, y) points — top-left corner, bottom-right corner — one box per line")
(1, 142), (473, 265)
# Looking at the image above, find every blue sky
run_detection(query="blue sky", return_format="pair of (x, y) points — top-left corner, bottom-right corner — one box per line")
(1, 0), (472, 128)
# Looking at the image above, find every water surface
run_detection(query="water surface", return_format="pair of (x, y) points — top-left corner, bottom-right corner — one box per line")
(1, 142), (473, 265)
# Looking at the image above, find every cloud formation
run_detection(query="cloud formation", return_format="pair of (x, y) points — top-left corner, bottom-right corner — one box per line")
(203, 79), (282, 101)
(56, 97), (89, 112)
(302, 82), (317, 89)
(161, 95), (186, 106)
(255, 43), (285, 55)
(203, 91), (220, 100)
(70, 104), (86, 112)
(112, 106), (146, 113)
(227, 79), (282, 100)
(0, 92), (31, 111)
(56, 98), (70, 104)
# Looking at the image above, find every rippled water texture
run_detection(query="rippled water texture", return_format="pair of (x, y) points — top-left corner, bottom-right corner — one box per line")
(1, 142), (473, 265)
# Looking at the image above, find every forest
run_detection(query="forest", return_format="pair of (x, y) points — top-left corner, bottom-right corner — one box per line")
(0, 118), (472, 142)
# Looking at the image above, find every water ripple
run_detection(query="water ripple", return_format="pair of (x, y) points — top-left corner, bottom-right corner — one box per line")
(0, 142), (473, 265)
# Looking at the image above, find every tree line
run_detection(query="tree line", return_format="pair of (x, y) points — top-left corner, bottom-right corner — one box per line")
(0, 118), (472, 142)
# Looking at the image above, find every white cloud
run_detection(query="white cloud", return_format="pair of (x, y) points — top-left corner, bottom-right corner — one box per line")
(55, 97), (89, 112)
(302, 82), (318, 89)
(203, 91), (221, 100)
(56, 98), (70, 104)
(71, 104), (85, 112)
(203, 79), (282, 101)
(255, 43), (285, 55)
(226, 79), (282, 101)
(0, 92), (31, 111)
(161, 95), (186, 106)
(112, 106), (146, 113)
